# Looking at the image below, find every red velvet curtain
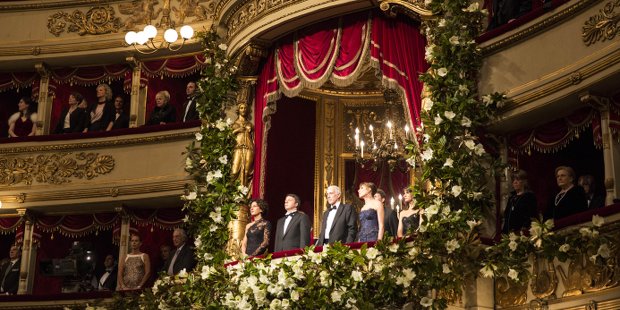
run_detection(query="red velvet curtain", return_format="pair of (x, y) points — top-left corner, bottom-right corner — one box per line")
(253, 11), (426, 197)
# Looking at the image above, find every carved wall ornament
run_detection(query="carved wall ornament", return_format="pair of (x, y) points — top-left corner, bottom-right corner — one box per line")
(378, 0), (434, 21)
(583, 0), (620, 46)
(119, 0), (214, 30)
(0, 152), (115, 186)
(530, 256), (558, 299)
(495, 276), (528, 307)
(47, 6), (122, 37)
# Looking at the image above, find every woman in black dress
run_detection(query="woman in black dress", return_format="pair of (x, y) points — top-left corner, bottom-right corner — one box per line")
(146, 90), (176, 126)
(86, 84), (115, 132)
(241, 199), (272, 257)
(544, 166), (588, 221)
(502, 170), (537, 234)
(397, 187), (421, 238)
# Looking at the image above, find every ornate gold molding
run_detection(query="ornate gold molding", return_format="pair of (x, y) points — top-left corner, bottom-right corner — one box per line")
(583, 0), (620, 46)
(223, 0), (313, 39)
(47, 6), (122, 37)
(0, 152), (114, 186)
(378, 0), (434, 21)
(0, 130), (195, 155)
(481, 0), (601, 56)
(495, 276), (528, 307)
(0, 0), (121, 12)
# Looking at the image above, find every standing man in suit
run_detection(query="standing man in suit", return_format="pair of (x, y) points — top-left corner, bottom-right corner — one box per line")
(181, 81), (200, 122)
(164, 228), (196, 276)
(0, 245), (20, 295)
(375, 189), (399, 238)
(274, 194), (311, 252)
(316, 185), (357, 246)
(97, 254), (117, 291)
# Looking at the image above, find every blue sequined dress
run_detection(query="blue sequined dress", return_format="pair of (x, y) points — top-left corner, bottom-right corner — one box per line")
(357, 209), (379, 242)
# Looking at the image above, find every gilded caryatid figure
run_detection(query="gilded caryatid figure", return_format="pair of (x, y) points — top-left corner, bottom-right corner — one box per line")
(231, 103), (254, 187)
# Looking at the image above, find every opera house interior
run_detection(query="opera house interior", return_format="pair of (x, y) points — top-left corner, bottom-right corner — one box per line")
(0, 0), (619, 309)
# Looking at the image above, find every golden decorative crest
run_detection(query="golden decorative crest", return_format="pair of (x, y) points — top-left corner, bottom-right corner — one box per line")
(582, 0), (620, 46)
(0, 152), (115, 186)
(495, 276), (528, 307)
(530, 256), (558, 299)
(47, 6), (122, 37)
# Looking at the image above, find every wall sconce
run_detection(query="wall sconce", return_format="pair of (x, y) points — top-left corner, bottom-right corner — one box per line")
(125, 24), (194, 55)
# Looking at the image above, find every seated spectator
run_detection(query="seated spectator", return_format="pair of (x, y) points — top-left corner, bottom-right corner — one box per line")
(112, 96), (130, 129)
(544, 166), (588, 221)
(502, 170), (537, 234)
(97, 254), (117, 291)
(146, 91), (176, 126)
(8, 97), (37, 138)
(578, 175), (605, 209)
(54, 92), (88, 134)
(488, 0), (532, 30)
(85, 84), (115, 132)
(0, 245), (21, 295)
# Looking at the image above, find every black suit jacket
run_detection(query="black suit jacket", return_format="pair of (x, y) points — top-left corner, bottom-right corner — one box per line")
(147, 104), (176, 125)
(54, 107), (88, 134)
(274, 211), (311, 252)
(316, 203), (357, 246)
(0, 259), (20, 294)
(163, 244), (196, 275)
(87, 101), (116, 131)
(383, 206), (399, 238)
(97, 266), (118, 291)
(112, 112), (130, 129)
(181, 98), (199, 122)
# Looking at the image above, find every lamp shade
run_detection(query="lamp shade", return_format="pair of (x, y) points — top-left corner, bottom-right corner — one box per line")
(180, 25), (194, 39)
(125, 31), (137, 45)
(143, 25), (157, 39)
(164, 29), (178, 43)
(135, 31), (148, 45)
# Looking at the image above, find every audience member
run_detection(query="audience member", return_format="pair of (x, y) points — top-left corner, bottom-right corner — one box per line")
(544, 166), (588, 221)
(501, 170), (538, 234)
(357, 182), (384, 242)
(86, 84), (115, 132)
(147, 91), (176, 126)
(241, 199), (272, 257)
(578, 175), (605, 209)
(157, 244), (172, 273)
(273, 194), (311, 252)
(0, 245), (20, 295)
(97, 254), (117, 291)
(118, 234), (150, 290)
(54, 92), (88, 134)
(164, 228), (196, 276)
(316, 185), (357, 246)
(374, 189), (398, 238)
(181, 81), (199, 122)
(8, 97), (37, 137)
(488, 0), (532, 30)
(112, 96), (130, 129)
(398, 187), (422, 238)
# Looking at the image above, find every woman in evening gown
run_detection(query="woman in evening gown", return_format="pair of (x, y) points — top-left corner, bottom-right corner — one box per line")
(118, 233), (151, 290)
(241, 199), (272, 257)
(8, 97), (37, 137)
(398, 187), (422, 238)
(357, 182), (384, 242)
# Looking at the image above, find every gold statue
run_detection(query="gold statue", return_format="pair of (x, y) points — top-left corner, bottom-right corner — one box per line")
(231, 103), (254, 187)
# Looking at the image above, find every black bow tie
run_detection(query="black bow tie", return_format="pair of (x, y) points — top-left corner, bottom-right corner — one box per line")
(105, 268), (113, 272)
(286, 212), (296, 218)
(328, 205), (336, 212)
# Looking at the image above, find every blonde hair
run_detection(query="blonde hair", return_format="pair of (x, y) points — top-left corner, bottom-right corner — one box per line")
(156, 90), (171, 103)
(97, 84), (113, 102)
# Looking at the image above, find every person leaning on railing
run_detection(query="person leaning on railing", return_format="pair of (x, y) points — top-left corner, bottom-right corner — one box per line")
(53, 91), (88, 134)
(544, 166), (588, 221)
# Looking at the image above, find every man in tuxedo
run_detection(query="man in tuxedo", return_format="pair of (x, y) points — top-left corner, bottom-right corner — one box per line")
(375, 189), (399, 238)
(316, 185), (357, 246)
(0, 245), (20, 295)
(97, 254), (117, 291)
(274, 194), (311, 252)
(164, 228), (196, 275)
(181, 81), (200, 122)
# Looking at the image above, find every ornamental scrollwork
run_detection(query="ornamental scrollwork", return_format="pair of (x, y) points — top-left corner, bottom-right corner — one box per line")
(582, 0), (620, 46)
(47, 6), (122, 37)
(0, 152), (115, 186)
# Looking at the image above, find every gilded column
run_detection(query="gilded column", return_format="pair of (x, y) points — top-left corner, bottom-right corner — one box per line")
(34, 62), (52, 135)
(580, 92), (618, 205)
(117, 207), (130, 280)
(126, 56), (145, 127)
(16, 209), (34, 295)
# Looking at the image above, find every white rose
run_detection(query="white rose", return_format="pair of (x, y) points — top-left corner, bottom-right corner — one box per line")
(445, 239), (460, 253)
(508, 268), (519, 280)
(444, 111), (456, 120)
(464, 140), (476, 150)
(442, 264), (451, 273)
(559, 244), (570, 252)
(195, 132), (203, 141)
(449, 36), (459, 45)
(451, 185), (462, 197)
(331, 290), (343, 303)
(479, 265), (494, 278)
(184, 192), (197, 200)
(351, 270), (363, 282)
(437, 67), (448, 77)
(434, 115), (443, 125)
(592, 215), (605, 227)
(508, 240), (518, 252)
(420, 296), (433, 307)
(218, 43), (228, 51)
(422, 97), (434, 111)
(421, 148), (434, 161)
(366, 247), (380, 260)
(443, 158), (453, 167)
(218, 155), (228, 164)
(464, 2), (479, 12)
(461, 116), (471, 127)
(597, 244), (611, 258)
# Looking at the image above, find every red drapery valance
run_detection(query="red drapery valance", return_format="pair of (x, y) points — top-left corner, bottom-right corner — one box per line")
(509, 105), (620, 155)
(252, 11), (427, 197)
(0, 72), (38, 93)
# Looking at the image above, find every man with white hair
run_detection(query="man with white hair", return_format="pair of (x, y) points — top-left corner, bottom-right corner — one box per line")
(164, 228), (196, 275)
(316, 185), (357, 246)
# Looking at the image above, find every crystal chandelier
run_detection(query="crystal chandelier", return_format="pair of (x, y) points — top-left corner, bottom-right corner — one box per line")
(123, 4), (193, 55)
(353, 89), (413, 171)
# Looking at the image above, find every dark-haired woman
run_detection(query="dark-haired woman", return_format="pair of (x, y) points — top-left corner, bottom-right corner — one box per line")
(118, 234), (150, 290)
(357, 182), (384, 242)
(8, 97), (37, 137)
(502, 170), (538, 234)
(54, 92), (88, 134)
(241, 199), (272, 257)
